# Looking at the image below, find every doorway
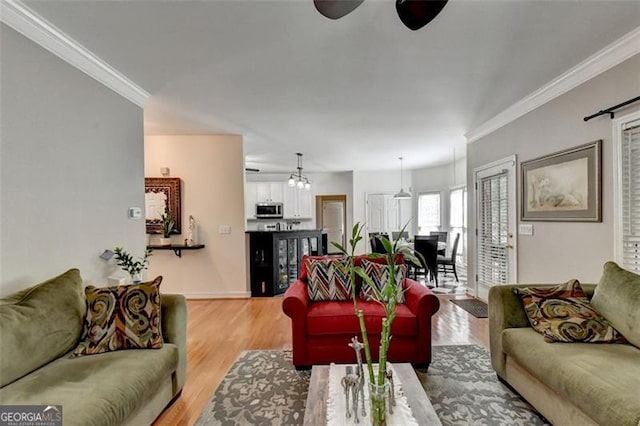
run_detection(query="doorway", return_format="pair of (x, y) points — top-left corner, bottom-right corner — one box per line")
(474, 156), (517, 301)
(316, 195), (347, 254)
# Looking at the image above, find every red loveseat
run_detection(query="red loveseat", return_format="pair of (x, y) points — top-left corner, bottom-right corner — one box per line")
(282, 255), (440, 369)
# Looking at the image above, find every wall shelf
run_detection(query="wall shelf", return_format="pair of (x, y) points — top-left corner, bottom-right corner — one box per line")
(147, 244), (205, 258)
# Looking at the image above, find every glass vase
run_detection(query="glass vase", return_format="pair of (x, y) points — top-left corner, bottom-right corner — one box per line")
(369, 381), (388, 426)
(130, 273), (142, 284)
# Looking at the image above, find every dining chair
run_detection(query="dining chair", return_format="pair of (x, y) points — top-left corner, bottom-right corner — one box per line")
(391, 231), (409, 241)
(437, 233), (460, 282)
(430, 231), (448, 256)
(412, 235), (439, 287)
(369, 233), (388, 254)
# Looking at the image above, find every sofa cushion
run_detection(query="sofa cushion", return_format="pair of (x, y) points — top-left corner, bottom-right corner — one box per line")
(0, 344), (178, 426)
(360, 259), (407, 303)
(305, 258), (352, 301)
(73, 277), (164, 357)
(502, 327), (640, 426)
(0, 269), (85, 387)
(591, 261), (640, 349)
(306, 300), (417, 336)
(514, 279), (626, 343)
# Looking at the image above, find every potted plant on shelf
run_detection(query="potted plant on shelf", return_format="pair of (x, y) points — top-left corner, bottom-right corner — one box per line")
(113, 247), (152, 284)
(159, 212), (175, 246)
(332, 221), (423, 425)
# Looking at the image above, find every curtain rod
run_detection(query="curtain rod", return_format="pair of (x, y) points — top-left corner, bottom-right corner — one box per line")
(583, 95), (640, 122)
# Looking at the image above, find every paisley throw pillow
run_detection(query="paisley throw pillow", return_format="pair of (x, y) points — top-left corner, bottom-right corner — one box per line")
(514, 279), (626, 343)
(72, 276), (163, 356)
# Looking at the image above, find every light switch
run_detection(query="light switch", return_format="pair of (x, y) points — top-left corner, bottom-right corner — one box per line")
(519, 224), (533, 235)
(219, 225), (232, 234)
(128, 207), (142, 219)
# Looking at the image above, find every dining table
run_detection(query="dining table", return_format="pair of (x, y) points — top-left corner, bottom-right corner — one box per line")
(397, 239), (447, 252)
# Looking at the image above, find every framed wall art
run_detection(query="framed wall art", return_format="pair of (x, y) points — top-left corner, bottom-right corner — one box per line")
(521, 140), (602, 222)
(145, 177), (182, 234)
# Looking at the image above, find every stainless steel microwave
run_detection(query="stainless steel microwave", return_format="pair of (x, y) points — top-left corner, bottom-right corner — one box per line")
(255, 202), (283, 219)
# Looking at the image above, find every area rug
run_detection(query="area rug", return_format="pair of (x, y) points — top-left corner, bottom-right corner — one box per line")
(195, 346), (548, 425)
(449, 298), (488, 318)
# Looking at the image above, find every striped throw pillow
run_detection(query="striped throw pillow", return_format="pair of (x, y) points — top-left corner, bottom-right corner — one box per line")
(306, 258), (352, 301)
(359, 259), (407, 303)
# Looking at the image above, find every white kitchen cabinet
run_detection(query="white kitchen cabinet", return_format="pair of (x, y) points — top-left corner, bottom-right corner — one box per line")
(284, 186), (313, 219)
(256, 182), (284, 203)
(297, 190), (313, 218)
(245, 182), (258, 219)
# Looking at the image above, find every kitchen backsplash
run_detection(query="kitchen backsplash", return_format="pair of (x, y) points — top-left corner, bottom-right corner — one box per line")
(246, 218), (314, 231)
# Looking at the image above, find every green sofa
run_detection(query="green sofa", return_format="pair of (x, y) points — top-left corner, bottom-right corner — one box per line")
(489, 262), (640, 426)
(0, 269), (187, 426)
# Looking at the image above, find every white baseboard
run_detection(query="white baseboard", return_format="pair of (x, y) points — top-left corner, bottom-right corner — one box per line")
(182, 291), (251, 299)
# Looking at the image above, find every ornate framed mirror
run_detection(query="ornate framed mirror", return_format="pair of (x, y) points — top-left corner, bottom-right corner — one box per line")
(145, 177), (182, 234)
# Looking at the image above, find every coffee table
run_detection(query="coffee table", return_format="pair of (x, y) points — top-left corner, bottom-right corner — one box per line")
(303, 363), (442, 425)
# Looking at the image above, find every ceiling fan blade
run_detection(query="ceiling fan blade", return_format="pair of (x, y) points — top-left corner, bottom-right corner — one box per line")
(314, 0), (364, 20)
(396, 0), (448, 31)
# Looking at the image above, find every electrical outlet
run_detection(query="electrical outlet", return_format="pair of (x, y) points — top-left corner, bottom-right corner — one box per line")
(519, 224), (533, 235)
(219, 225), (231, 234)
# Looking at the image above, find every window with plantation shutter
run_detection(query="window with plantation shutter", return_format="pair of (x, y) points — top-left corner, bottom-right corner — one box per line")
(477, 172), (509, 286)
(621, 120), (640, 272)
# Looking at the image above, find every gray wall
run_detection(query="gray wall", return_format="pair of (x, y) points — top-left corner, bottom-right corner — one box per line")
(1, 24), (146, 294)
(467, 54), (640, 295)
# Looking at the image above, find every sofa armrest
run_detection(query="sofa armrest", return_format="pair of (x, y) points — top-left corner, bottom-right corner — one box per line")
(161, 294), (187, 394)
(282, 281), (310, 367)
(403, 278), (440, 318)
(404, 279), (439, 363)
(282, 280), (309, 317)
(581, 284), (597, 299)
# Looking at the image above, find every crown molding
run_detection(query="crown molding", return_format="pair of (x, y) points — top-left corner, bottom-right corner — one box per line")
(466, 26), (640, 144)
(0, 0), (149, 107)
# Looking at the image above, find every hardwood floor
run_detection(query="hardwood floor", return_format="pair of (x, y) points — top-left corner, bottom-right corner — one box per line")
(153, 294), (488, 426)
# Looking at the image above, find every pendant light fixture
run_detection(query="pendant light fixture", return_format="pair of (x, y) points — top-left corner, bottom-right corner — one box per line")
(287, 153), (311, 190)
(393, 156), (411, 199)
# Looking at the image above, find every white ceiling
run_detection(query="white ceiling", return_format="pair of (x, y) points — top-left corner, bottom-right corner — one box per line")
(25, 0), (640, 172)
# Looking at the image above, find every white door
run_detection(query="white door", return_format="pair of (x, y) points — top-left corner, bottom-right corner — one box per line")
(384, 197), (400, 231)
(474, 156), (517, 301)
(323, 201), (345, 253)
(367, 194), (385, 233)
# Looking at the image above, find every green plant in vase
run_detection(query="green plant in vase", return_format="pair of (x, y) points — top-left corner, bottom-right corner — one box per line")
(113, 247), (152, 284)
(159, 212), (176, 246)
(332, 222), (423, 425)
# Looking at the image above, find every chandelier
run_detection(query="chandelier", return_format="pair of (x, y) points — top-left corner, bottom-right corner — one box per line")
(287, 153), (312, 190)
